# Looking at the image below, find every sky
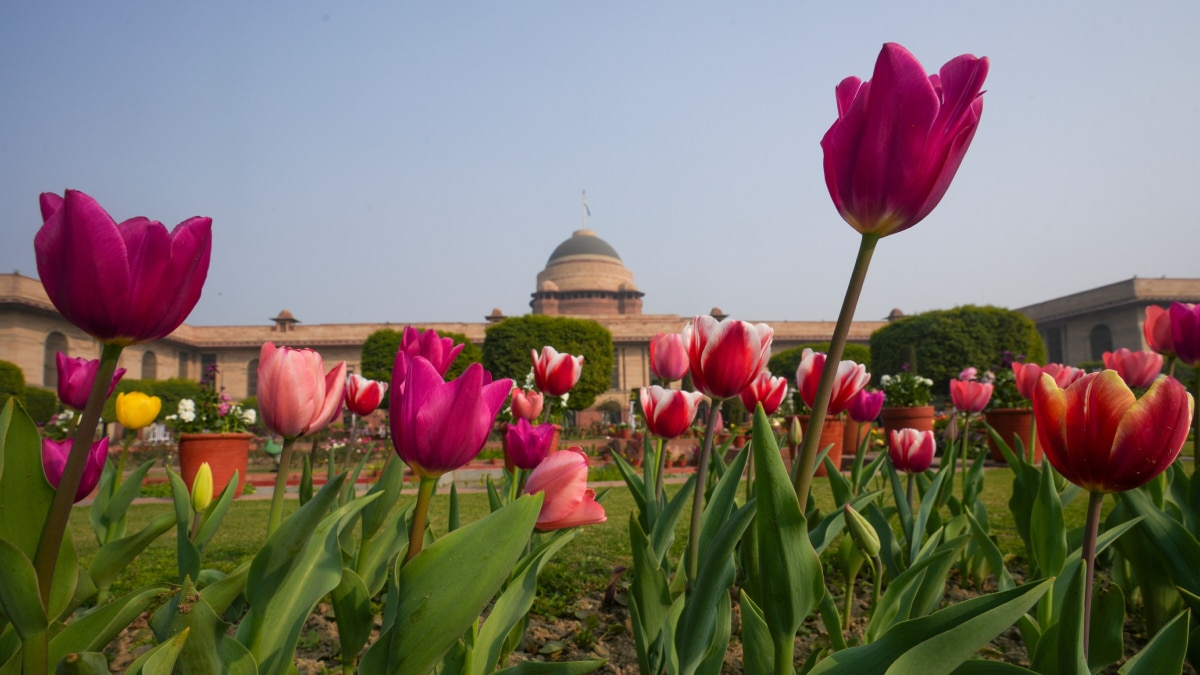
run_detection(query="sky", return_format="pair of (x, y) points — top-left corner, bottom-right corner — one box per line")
(2, 1), (1197, 328)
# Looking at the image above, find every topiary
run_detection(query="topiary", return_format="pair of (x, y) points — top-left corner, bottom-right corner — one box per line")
(21, 386), (58, 425)
(0, 360), (26, 408)
(482, 315), (614, 411)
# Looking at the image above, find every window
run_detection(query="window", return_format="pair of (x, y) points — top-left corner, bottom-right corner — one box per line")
(1089, 325), (1113, 361)
(178, 351), (189, 378)
(247, 359), (259, 397)
(43, 332), (68, 386)
(611, 347), (621, 390)
(142, 351), (158, 380)
(1043, 326), (1064, 364)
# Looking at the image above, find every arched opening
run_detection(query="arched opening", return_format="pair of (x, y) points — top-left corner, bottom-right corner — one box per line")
(142, 351), (158, 381)
(1090, 324), (1113, 361)
(43, 332), (68, 387)
(247, 359), (260, 397)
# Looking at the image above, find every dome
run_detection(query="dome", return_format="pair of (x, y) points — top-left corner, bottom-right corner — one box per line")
(532, 228), (644, 316)
(546, 229), (622, 264)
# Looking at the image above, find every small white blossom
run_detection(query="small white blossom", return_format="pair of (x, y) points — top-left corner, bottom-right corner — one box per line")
(242, 408), (257, 425)
(880, 374), (893, 385)
(179, 408), (196, 423)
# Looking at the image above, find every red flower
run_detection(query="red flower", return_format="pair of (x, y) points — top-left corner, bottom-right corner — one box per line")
(1012, 362), (1085, 401)
(42, 437), (108, 503)
(888, 428), (935, 474)
(739, 371), (789, 416)
(683, 316), (774, 400)
(257, 343), (347, 440)
(640, 386), (704, 439)
(847, 389), (885, 424)
(950, 378), (993, 413)
(344, 373), (388, 417)
(795, 349), (870, 415)
(55, 352), (125, 411)
(1102, 349), (1163, 389)
(1144, 305), (1176, 357)
(1169, 303), (1200, 367)
(525, 447), (607, 531)
(1033, 370), (1192, 493)
(510, 387), (545, 421)
(650, 332), (690, 382)
(504, 418), (556, 470)
(531, 346), (584, 397)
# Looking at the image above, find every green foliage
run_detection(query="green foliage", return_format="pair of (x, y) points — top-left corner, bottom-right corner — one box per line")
(100, 377), (202, 424)
(768, 342), (872, 381)
(21, 385), (58, 424)
(359, 328), (483, 387)
(482, 315), (614, 411)
(0, 360), (26, 407)
(870, 306), (1046, 396)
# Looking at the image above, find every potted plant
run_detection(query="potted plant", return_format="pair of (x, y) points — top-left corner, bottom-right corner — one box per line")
(984, 358), (1042, 463)
(878, 367), (935, 434)
(165, 364), (258, 497)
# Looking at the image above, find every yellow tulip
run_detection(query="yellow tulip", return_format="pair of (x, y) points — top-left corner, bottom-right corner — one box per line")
(191, 462), (213, 512)
(115, 391), (162, 430)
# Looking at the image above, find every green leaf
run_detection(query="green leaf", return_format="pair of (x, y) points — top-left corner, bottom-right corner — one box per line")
(910, 469), (949, 564)
(493, 659), (605, 674)
(609, 448), (648, 527)
(651, 475), (695, 563)
(102, 459), (157, 536)
(628, 514), (672, 675)
(48, 586), (166, 666)
(194, 469), (241, 551)
(360, 493), (541, 675)
(1089, 581), (1125, 672)
(88, 512), (175, 593)
(949, 662), (1039, 674)
(330, 568), (372, 669)
(1118, 489), (1200, 598)
(867, 534), (969, 641)
(0, 538), (46, 639)
(165, 469), (201, 584)
(1031, 464), (1066, 578)
(298, 454), (313, 506)
(739, 591), (774, 675)
(448, 483), (461, 532)
(966, 511), (1014, 592)
(810, 580), (1053, 675)
(124, 627), (190, 675)
(151, 576), (258, 675)
(53, 652), (109, 674)
(354, 498), (413, 597)
(1118, 609), (1189, 674)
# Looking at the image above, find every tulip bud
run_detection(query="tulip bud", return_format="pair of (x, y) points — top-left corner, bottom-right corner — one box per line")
(843, 504), (880, 558)
(191, 462), (213, 512)
(788, 416), (804, 447)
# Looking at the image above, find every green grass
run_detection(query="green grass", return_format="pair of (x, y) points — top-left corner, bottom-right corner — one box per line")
(67, 465), (1109, 616)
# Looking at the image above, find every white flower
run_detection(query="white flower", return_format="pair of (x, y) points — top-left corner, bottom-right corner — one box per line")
(165, 414), (178, 421)
(921, 377), (934, 386)
(242, 409), (257, 425)
(881, 375), (893, 386)
(178, 399), (196, 413)
(179, 408), (196, 423)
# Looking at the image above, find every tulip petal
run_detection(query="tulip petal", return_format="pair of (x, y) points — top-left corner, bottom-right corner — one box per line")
(1107, 376), (1192, 492)
(539, 489), (607, 530)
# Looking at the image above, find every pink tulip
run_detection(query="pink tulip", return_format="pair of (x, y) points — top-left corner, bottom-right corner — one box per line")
(504, 418), (557, 470)
(531, 346), (584, 397)
(55, 352), (126, 411)
(390, 326), (466, 396)
(640, 386), (705, 439)
(821, 43), (988, 237)
(1034, 370), (1192, 493)
(795, 349), (870, 415)
(525, 447), (607, 531)
(1169, 303), (1200, 367)
(390, 354), (513, 478)
(34, 190), (212, 345)
(1102, 349), (1163, 389)
(650, 333), (690, 382)
(683, 316), (774, 400)
(1012, 362), (1085, 401)
(847, 389), (886, 424)
(959, 367), (978, 381)
(950, 378), (993, 413)
(739, 371), (789, 416)
(344, 373), (388, 417)
(510, 388), (545, 421)
(1143, 305), (1175, 357)
(889, 428), (935, 474)
(257, 343), (347, 440)
(42, 437), (108, 503)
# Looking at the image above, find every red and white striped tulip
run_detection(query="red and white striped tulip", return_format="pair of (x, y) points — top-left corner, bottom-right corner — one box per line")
(344, 373), (388, 417)
(531, 346), (584, 397)
(796, 349), (870, 415)
(650, 332), (690, 382)
(888, 428), (935, 474)
(640, 386), (705, 439)
(683, 316), (773, 400)
(739, 371), (789, 416)
(950, 378), (993, 413)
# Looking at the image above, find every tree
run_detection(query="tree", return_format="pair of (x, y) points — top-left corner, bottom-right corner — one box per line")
(870, 305), (1046, 396)
(482, 315), (614, 411)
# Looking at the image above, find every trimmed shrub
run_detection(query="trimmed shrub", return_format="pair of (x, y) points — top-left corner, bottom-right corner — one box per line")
(22, 386), (58, 425)
(0, 360), (26, 407)
(360, 328), (483, 386)
(869, 305), (1046, 397)
(768, 342), (872, 382)
(483, 315), (614, 411)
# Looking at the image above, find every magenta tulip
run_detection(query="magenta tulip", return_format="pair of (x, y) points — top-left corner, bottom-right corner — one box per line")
(1144, 305), (1175, 357)
(1102, 349), (1163, 389)
(504, 418), (557, 470)
(525, 447), (607, 531)
(889, 428), (935, 474)
(821, 43), (988, 237)
(390, 354), (513, 478)
(42, 437), (108, 503)
(640, 386), (705, 439)
(34, 190), (212, 345)
(739, 371), (789, 416)
(531, 346), (584, 397)
(847, 389), (886, 424)
(344, 373), (387, 417)
(1169, 303), (1200, 367)
(796, 349), (870, 415)
(390, 326), (466, 396)
(950, 378), (993, 413)
(650, 333), (690, 382)
(511, 387), (545, 421)
(1034, 370), (1192, 493)
(683, 316), (774, 400)
(55, 352), (126, 411)
(257, 343), (347, 440)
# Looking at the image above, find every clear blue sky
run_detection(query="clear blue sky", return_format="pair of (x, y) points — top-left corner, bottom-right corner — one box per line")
(2, 1), (1196, 327)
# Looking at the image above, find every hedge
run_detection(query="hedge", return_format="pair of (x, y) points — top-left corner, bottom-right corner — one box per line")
(768, 342), (872, 382)
(360, 328), (483, 391)
(482, 315), (614, 411)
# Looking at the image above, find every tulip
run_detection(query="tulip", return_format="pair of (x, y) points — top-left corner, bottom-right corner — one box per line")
(843, 504), (881, 559)
(504, 418), (557, 470)
(115, 391), (162, 430)
(56, 352), (126, 411)
(640, 386), (705, 439)
(531, 346), (584, 397)
(847, 389), (886, 424)
(796, 349), (870, 415)
(510, 387), (545, 421)
(191, 462), (214, 512)
(1033, 370), (1191, 494)
(344, 373), (388, 417)
(257, 342), (347, 440)
(650, 332), (690, 382)
(391, 353), (513, 478)
(42, 437), (108, 503)
(401, 325), (464, 376)
(889, 428), (935, 474)
(1169, 303), (1200, 367)
(1012, 362), (1085, 401)
(821, 43), (988, 237)
(1102, 349), (1163, 389)
(950, 378), (993, 413)
(34, 189), (212, 345)
(1144, 305), (1175, 357)
(683, 315), (774, 400)
(739, 371), (789, 416)
(525, 447), (607, 531)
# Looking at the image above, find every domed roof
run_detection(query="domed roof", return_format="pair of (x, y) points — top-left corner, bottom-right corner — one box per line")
(547, 229), (621, 264)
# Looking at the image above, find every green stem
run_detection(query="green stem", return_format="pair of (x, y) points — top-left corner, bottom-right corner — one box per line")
(851, 424), (865, 496)
(405, 476), (438, 563)
(22, 633), (48, 675)
(655, 437), (667, 507)
(793, 234), (879, 506)
(104, 434), (135, 543)
(961, 413), (972, 505)
(870, 556), (883, 619)
(34, 342), (123, 608)
(906, 472), (914, 516)
(267, 437), (298, 536)
(774, 635), (794, 675)
(1081, 490), (1104, 660)
(842, 567), (858, 632)
(1027, 414), (1037, 465)
(686, 404), (722, 592)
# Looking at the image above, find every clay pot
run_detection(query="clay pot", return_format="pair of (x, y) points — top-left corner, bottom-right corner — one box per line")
(880, 406), (936, 436)
(797, 415), (844, 477)
(984, 408), (1043, 464)
(178, 432), (253, 498)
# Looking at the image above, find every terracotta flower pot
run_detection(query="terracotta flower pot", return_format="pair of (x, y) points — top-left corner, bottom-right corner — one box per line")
(798, 415), (844, 477)
(880, 406), (936, 436)
(984, 408), (1042, 464)
(178, 432), (253, 498)
(843, 420), (870, 457)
